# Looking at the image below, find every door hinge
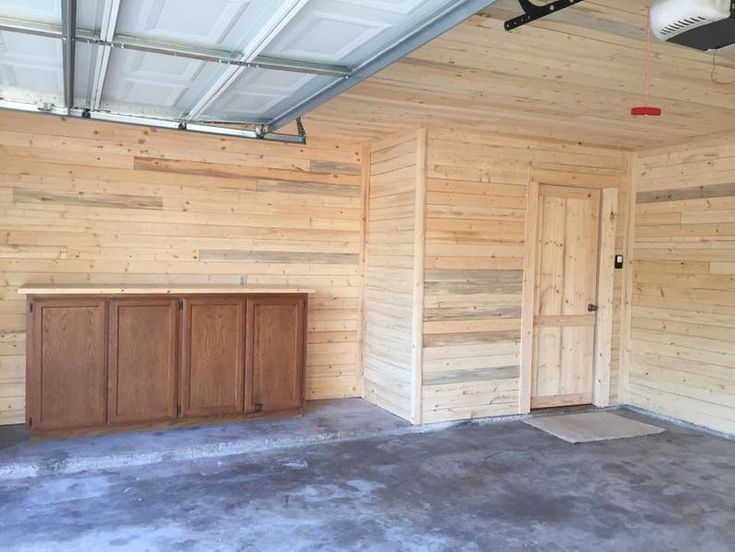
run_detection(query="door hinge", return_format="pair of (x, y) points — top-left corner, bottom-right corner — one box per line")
(28, 303), (33, 313)
(28, 416), (32, 428)
(176, 404), (182, 417)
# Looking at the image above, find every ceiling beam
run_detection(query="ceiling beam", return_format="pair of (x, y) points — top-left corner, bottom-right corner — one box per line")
(266, 0), (498, 132)
(90, 0), (121, 109)
(183, 0), (312, 122)
(61, 0), (77, 109)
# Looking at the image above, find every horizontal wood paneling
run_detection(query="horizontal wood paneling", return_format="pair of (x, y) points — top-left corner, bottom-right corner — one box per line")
(422, 128), (630, 422)
(0, 112), (364, 424)
(631, 137), (735, 434)
(305, 1), (735, 149)
(362, 132), (420, 420)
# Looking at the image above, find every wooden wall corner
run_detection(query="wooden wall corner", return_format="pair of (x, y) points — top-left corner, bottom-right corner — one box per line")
(410, 127), (427, 425)
(618, 152), (637, 405)
(519, 178), (540, 415)
(357, 143), (372, 399)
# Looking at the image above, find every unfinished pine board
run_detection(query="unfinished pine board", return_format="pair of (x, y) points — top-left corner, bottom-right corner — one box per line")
(519, 180), (540, 414)
(630, 134), (735, 435)
(302, 1), (735, 149)
(362, 131), (422, 421)
(532, 169), (631, 408)
(17, 285), (315, 295)
(0, 112), (365, 425)
(531, 185), (601, 409)
(410, 129), (428, 424)
(618, 154), (638, 405)
(420, 128), (630, 422)
(593, 188), (618, 407)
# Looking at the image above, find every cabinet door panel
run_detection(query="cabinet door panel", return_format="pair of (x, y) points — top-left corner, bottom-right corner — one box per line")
(27, 299), (107, 430)
(181, 297), (245, 416)
(108, 299), (178, 424)
(246, 296), (305, 413)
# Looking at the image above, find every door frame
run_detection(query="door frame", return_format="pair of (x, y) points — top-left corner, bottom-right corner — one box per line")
(519, 178), (619, 412)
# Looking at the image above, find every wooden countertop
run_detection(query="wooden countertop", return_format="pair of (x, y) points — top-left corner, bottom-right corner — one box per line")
(17, 285), (316, 296)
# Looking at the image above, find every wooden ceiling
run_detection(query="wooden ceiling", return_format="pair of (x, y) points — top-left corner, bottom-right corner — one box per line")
(301, 0), (735, 149)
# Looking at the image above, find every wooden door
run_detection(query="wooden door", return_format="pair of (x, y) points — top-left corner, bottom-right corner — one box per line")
(246, 295), (305, 413)
(108, 298), (178, 424)
(27, 298), (107, 430)
(181, 297), (245, 416)
(531, 185), (601, 409)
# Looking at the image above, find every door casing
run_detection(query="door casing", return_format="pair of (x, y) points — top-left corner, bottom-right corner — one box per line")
(519, 179), (618, 412)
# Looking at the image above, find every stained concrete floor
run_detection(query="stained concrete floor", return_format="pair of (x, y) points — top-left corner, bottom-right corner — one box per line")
(0, 404), (734, 551)
(0, 399), (418, 479)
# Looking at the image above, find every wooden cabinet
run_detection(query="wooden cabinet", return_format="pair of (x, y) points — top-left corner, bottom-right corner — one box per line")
(181, 297), (245, 417)
(25, 292), (307, 435)
(247, 296), (305, 413)
(108, 298), (178, 424)
(27, 298), (107, 431)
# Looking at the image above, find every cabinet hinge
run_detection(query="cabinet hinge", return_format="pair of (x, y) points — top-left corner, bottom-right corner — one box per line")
(177, 299), (183, 310)
(176, 404), (182, 417)
(28, 303), (33, 313)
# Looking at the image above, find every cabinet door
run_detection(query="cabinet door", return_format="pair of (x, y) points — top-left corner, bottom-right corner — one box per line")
(27, 298), (107, 430)
(181, 297), (245, 416)
(246, 295), (305, 413)
(108, 298), (178, 424)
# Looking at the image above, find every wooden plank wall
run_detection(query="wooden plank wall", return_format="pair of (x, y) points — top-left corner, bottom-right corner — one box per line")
(308, 5), (735, 150)
(0, 112), (365, 425)
(629, 135), (735, 434)
(362, 131), (420, 420)
(421, 128), (631, 423)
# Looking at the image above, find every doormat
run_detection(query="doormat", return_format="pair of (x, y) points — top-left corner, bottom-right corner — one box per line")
(525, 412), (665, 443)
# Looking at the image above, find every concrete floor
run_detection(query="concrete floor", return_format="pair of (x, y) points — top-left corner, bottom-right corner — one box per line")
(0, 403), (733, 551)
(0, 399), (419, 479)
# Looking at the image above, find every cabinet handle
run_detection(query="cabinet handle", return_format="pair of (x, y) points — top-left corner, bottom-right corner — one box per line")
(587, 303), (598, 312)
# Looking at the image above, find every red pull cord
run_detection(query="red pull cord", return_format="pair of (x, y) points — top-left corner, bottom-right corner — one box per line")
(644, 0), (651, 106)
(631, 1), (661, 116)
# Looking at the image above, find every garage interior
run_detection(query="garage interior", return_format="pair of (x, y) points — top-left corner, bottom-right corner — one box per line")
(0, 0), (734, 550)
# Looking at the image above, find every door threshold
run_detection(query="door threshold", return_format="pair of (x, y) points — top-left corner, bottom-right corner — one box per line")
(531, 404), (595, 415)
